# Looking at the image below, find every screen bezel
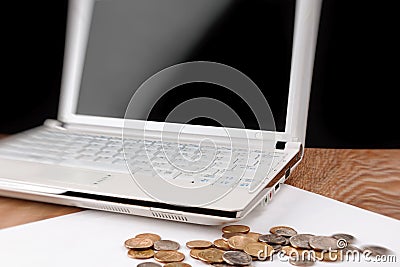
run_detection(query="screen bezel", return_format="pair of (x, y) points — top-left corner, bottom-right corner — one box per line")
(58, 0), (321, 143)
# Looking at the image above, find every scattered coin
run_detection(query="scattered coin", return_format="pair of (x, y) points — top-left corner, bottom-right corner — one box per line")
(135, 233), (162, 242)
(270, 226), (298, 237)
(186, 240), (212, 249)
(163, 263), (192, 267)
(289, 257), (315, 266)
(283, 237), (291, 246)
(222, 232), (247, 241)
(222, 225), (250, 234)
(125, 237), (154, 249)
(258, 234), (287, 245)
(213, 239), (230, 250)
(331, 233), (355, 244)
(290, 234), (314, 249)
(154, 250), (185, 263)
(222, 251), (252, 266)
(309, 236), (339, 251)
(198, 248), (225, 263)
(244, 242), (273, 258)
(154, 240), (180, 251)
(227, 235), (255, 250)
(362, 245), (391, 256)
(136, 262), (162, 267)
(246, 232), (261, 241)
(127, 249), (154, 259)
(189, 249), (202, 260)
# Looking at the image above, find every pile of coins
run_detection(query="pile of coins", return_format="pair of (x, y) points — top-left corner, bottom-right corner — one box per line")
(125, 225), (392, 267)
(124, 233), (190, 266)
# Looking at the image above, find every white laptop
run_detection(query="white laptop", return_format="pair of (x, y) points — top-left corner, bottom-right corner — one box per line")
(0, 0), (321, 225)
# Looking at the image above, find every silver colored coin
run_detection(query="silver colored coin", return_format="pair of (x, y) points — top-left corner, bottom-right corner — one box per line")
(362, 245), (391, 256)
(289, 257), (315, 266)
(283, 237), (291, 246)
(309, 236), (339, 251)
(290, 234), (314, 249)
(258, 234), (287, 245)
(222, 251), (252, 266)
(274, 228), (298, 237)
(331, 233), (355, 244)
(137, 263), (162, 267)
(153, 240), (180, 251)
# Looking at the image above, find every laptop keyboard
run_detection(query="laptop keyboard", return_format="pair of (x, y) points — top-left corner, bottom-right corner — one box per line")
(0, 130), (286, 188)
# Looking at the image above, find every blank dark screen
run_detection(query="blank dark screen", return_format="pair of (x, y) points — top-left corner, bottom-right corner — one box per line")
(76, 0), (295, 132)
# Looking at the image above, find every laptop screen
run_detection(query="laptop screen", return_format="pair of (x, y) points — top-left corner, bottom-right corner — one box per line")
(76, 0), (295, 132)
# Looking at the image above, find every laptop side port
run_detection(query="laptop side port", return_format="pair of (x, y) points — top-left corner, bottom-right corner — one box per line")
(285, 167), (291, 179)
(275, 183), (280, 191)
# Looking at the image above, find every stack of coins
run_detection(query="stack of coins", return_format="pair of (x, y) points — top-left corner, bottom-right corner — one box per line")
(188, 224), (269, 266)
(125, 226), (392, 267)
(124, 233), (191, 267)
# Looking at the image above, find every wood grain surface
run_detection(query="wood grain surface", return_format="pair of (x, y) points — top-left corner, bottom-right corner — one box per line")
(0, 146), (399, 229)
(287, 148), (400, 220)
(0, 198), (81, 229)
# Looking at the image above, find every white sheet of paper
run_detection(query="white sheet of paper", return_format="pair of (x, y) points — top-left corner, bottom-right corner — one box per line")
(0, 185), (398, 266)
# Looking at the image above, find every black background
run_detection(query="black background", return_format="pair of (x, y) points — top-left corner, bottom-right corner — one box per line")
(1, 0), (399, 148)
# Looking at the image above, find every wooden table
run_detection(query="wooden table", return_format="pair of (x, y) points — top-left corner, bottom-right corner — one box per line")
(1, 145), (399, 229)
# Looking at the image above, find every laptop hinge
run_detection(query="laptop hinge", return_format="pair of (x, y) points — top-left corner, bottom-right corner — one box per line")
(275, 141), (287, 150)
(44, 119), (67, 130)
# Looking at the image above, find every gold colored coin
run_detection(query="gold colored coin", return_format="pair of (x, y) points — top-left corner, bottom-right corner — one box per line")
(189, 249), (203, 260)
(127, 249), (154, 259)
(198, 248), (225, 263)
(186, 240), (212, 249)
(222, 225), (250, 234)
(135, 233), (161, 242)
(124, 237), (154, 249)
(213, 239), (230, 250)
(222, 232), (247, 241)
(227, 235), (255, 250)
(246, 232), (262, 241)
(154, 250), (185, 263)
(244, 242), (273, 258)
(164, 263), (192, 267)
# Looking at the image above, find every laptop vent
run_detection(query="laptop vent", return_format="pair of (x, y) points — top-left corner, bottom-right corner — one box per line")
(152, 212), (188, 222)
(90, 203), (132, 214)
(275, 141), (287, 150)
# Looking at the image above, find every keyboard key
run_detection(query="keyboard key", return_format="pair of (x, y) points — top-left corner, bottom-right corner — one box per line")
(156, 169), (181, 179)
(96, 151), (115, 157)
(95, 156), (113, 163)
(79, 149), (99, 156)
